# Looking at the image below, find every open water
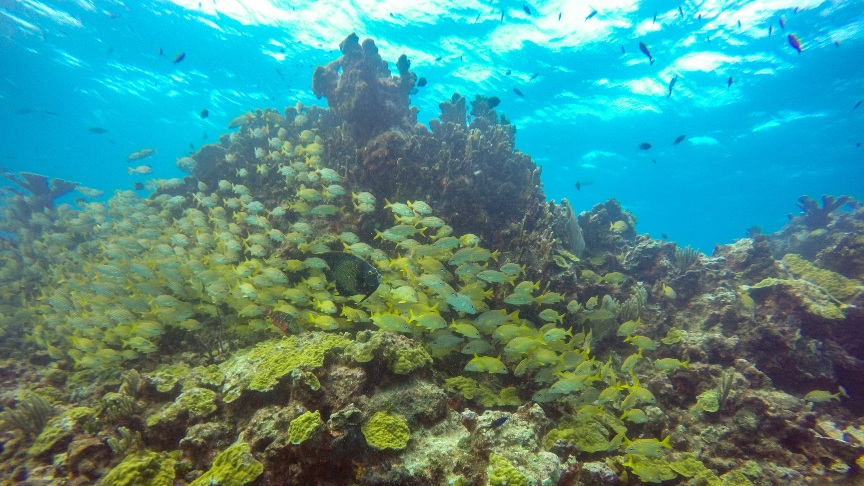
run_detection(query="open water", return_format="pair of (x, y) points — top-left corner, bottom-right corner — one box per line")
(1, 0), (862, 250)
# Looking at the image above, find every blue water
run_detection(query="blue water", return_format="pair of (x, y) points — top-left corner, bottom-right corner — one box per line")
(1, 0), (862, 251)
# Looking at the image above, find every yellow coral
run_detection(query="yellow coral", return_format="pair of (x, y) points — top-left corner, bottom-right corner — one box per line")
(782, 254), (862, 300)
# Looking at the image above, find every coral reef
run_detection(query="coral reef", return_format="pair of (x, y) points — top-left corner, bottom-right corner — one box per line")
(0, 34), (862, 486)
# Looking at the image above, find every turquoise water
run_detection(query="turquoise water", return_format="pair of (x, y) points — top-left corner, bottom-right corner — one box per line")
(1, 0), (861, 251)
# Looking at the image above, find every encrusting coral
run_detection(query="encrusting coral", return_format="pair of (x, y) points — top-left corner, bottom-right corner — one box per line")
(0, 33), (862, 486)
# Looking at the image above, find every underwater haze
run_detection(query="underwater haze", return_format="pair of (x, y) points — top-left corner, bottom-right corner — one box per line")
(2, 0), (862, 251)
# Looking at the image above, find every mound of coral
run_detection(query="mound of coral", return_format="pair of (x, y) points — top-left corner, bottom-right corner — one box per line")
(0, 34), (862, 486)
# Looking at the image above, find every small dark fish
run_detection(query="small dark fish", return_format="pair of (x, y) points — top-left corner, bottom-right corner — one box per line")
(276, 68), (282, 76)
(788, 34), (802, 54)
(459, 56), (463, 61)
(779, 18), (785, 29)
(530, 72), (539, 80)
(487, 96), (501, 107)
(575, 181), (581, 190)
(173, 52), (185, 63)
(44, 111), (60, 116)
(133, 181), (144, 190)
(769, 25), (773, 37)
(500, 9), (504, 22)
(666, 75), (678, 99)
(88, 127), (110, 134)
(652, 11), (657, 24)
(794, 7), (800, 14)
(652, 159), (657, 164)
(638, 42), (654, 65)
(673, 135), (685, 145)
(435, 56), (442, 62)
(662, 233), (668, 239)
(505, 69), (511, 76)
(678, 5), (683, 17)
(513, 88), (524, 98)
(586, 8), (597, 20)
(698, 14), (702, 21)
(621, 45), (625, 54)
(639, 142), (652, 150)
(737, 20), (741, 29)
(727, 76), (734, 89)
(835, 40), (840, 47)
(522, 3), (531, 15)
(199, 109), (209, 119)
(417, 77), (427, 87)
(854, 100), (862, 110)
(319, 252), (382, 302)
(558, 12), (561, 21)
(490, 416), (508, 428)
(189, 142), (194, 150)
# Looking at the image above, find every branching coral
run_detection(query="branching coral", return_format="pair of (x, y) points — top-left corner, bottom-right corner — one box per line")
(793, 195), (855, 230)
(312, 33), (417, 144)
(1, 171), (77, 211)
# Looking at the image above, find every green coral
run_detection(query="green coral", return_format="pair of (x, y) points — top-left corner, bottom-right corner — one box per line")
(720, 470), (756, 486)
(344, 330), (383, 363)
(444, 376), (480, 399)
(740, 461), (763, 478)
(189, 442), (263, 486)
(288, 410), (322, 444)
(146, 364), (190, 393)
(542, 414), (612, 453)
(661, 327), (684, 345)
(782, 254), (861, 300)
(190, 364), (225, 387)
(751, 277), (845, 319)
(487, 453), (528, 486)
(670, 456), (710, 477)
(100, 449), (176, 486)
(362, 411), (410, 450)
(444, 377), (521, 408)
(692, 388), (720, 413)
(181, 388), (217, 419)
(146, 388), (216, 426)
(220, 333), (350, 396)
(28, 406), (93, 456)
(624, 455), (677, 483)
(392, 346), (432, 374)
(304, 372), (321, 391)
